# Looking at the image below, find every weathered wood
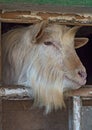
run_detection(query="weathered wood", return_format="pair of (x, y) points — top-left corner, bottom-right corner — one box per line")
(0, 85), (92, 100)
(0, 100), (2, 130)
(2, 100), (68, 130)
(0, 4), (92, 25)
(68, 86), (92, 97)
(0, 22), (2, 130)
(73, 96), (82, 130)
(0, 11), (92, 26)
(0, 85), (33, 100)
(0, 22), (1, 84)
(0, 4), (92, 13)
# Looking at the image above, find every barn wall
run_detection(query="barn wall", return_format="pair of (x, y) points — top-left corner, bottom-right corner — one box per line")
(2, 100), (69, 130)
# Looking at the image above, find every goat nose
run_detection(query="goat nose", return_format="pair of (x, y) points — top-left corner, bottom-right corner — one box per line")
(78, 70), (87, 79)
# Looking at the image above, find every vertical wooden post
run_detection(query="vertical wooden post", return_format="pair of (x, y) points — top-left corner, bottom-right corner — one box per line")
(73, 96), (82, 130)
(0, 99), (2, 130)
(0, 22), (2, 84)
(0, 22), (2, 130)
(68, 98), (73, 130)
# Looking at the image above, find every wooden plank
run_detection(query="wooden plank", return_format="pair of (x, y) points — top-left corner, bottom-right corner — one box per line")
(0, 3), (92, 13)
(73, 96), (82, 130)
(0, 10), (92, 26)
(0, 22), (2, 83)
(2, 100), (68, 130)
(0, 85), (32, 100)
(68, 86), (92, 97)
(0, 4), (92, 25)
(0, 85), (92, 100)
(0, 22), (2, 130)
(0, 100), (2, 130)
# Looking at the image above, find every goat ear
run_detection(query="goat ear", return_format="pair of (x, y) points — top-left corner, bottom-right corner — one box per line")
(74, 38), (89, 49)
(31, 21), (47, 43)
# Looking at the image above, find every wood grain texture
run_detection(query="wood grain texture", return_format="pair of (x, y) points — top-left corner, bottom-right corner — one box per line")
(0, 100), (2, 130)
(0, 85), (92, 99)
(0, 4), (92, 26)
(2, 100), (68, 130)
(0, 22), (2, 130)
(0, 4), (92, 13)
(0, 23), (1, 83)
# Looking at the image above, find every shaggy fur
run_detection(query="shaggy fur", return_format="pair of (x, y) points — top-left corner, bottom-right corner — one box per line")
(2, 22), (88, 113)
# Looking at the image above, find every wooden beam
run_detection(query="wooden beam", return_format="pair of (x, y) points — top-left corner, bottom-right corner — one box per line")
(0, 100), (2, 130)
(0, 4), (92, 13)
(68, 86), (92, 97)
(0, 22), (2, 130)
(0, 85), (92, 100)
(0, 85), (33, 100)
(0, 22), (1, 81)
(0, 4), (92, 25)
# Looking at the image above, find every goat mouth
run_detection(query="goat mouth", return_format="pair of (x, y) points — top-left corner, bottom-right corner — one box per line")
(65, 75), (86, 87)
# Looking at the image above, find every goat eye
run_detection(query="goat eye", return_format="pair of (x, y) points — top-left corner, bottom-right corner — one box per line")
(44, 41), (53, 45)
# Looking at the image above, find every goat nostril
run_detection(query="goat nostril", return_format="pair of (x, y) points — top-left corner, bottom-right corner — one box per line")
(78, 71), (82, 77)
(78, 71), (87, 79)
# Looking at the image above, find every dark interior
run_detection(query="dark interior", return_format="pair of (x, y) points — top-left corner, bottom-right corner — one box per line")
(76, 26), (92, 84)
(2, 23), (92, 85)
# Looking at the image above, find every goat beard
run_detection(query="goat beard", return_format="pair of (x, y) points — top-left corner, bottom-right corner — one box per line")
(14, 49), (77, 113)
(22, 63), (66, 114)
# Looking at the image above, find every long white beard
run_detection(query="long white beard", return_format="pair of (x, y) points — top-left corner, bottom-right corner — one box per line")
(18, 60), (65, 113)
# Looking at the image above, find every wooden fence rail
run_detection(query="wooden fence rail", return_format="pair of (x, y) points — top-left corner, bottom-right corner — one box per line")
(0, 85), (92, 100)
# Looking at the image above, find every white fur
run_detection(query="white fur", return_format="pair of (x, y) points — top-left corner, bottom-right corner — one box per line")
(2, 23), (87, 113)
